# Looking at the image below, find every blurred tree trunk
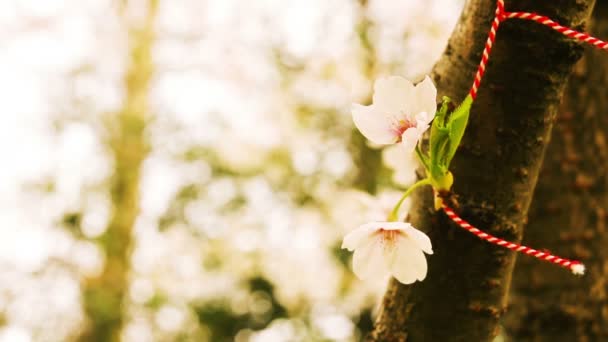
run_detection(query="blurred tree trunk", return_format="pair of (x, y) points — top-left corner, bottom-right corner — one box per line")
(369, 0), (594, 341)
(79, 1), (157, 341)
(504, 2), (608, 340)
(352, 0), (383, 195)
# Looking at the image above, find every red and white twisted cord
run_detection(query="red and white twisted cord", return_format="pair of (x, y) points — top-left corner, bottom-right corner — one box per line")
(469, 0), (506, 99)
(507, 11), (608, 49)
(469, 1), (608, 99)
(450, 1), (604, 276)
(442, 204), (585, 275)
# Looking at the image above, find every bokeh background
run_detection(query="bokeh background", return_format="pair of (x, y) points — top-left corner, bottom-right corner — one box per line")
(0, 0), (462, 341)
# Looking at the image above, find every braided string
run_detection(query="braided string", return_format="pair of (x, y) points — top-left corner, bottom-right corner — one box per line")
(449, 0), (608, 275)
(442, 204), (585, 275)
(470, 0), (506, 99)
(507, 11), (608, 49)
(469, 0), (608, 98)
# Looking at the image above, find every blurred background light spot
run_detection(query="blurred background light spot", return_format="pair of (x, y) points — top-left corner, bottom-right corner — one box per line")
(0, 0), (462, 339)
(155, 305), (185, 332)
(0, 326), (31, 342)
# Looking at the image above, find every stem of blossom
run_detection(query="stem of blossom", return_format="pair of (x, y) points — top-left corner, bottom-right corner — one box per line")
(388, 178), (432, 221)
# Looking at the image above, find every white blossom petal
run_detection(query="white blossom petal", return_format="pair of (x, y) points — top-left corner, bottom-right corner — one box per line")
(343, 221), (433, 284)
(352, 103), (397, 144)
(415, 110), (434, 127)
(389, 237), (428, 284)
(411, 76), (437, 120)
(400, 124), (427, 153)
(373, 76), (414, 115)
(383, 144), (417, 187)
(404, 225), (433, 255)
(341, 223), (377, 251)
(351, 75), (437, 147)
(352, 237), (388, 279)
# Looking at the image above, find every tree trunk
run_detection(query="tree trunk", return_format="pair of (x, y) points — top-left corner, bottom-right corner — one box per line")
(504, 2), (608, 340)
(79, 1), (157, 341)
(370, 0), (595, 341)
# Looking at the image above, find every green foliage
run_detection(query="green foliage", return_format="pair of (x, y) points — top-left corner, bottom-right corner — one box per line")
(446, 95), (473, 166)
(194, 276), (287, 341)
(145, 293), (168, 311)
(331, 241), (351, 269)
(61, 211), (84, 238)
(426, 95), (473, 191)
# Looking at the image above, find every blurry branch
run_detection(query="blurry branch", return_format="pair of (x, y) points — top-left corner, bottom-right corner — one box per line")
(356, 0), (375, 81)
(79, 1), (158, 341)
(351, 1), (384, 194)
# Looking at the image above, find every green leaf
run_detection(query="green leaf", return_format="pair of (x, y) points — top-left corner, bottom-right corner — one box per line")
(445, 95), (473, 166)
(426, 95), (474, 192)
(433, 96), (451, 129)
(429, 97), (451, 174)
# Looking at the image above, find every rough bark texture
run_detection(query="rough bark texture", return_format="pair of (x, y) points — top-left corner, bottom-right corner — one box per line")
(370, 0), (594, 341)
(504, 2), (608, 341)
(79, 1), (157, 341)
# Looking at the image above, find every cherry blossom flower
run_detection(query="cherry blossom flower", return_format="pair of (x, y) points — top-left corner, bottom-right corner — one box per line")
(352, 76), (437, 152)
(342, 221), (433, 284)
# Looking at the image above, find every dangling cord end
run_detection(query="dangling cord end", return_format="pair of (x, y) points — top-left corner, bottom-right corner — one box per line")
(440, 202), (585, 276)
(570, 262), (586, 276)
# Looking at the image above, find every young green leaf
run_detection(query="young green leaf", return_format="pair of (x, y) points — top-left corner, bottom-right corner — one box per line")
(445, 95), (473, 166)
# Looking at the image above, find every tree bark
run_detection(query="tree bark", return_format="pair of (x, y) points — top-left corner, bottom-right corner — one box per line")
(504, 2), (608, 340)
(79, 1), (157, 341)
(370, 0), (595, 341)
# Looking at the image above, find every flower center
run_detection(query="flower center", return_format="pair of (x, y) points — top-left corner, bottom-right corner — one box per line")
(391, 118), (415, 142)
(378, 228), (399, 250)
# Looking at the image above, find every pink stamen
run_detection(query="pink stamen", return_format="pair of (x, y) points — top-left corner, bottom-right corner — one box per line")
(377, 228), (400, 249)
(391, 119), (415, 142)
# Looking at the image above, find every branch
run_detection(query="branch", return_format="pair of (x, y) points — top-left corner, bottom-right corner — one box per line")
(370, 0), (595, 340)
(505, 1), (608, 340)
(79, 1), (158, 341)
